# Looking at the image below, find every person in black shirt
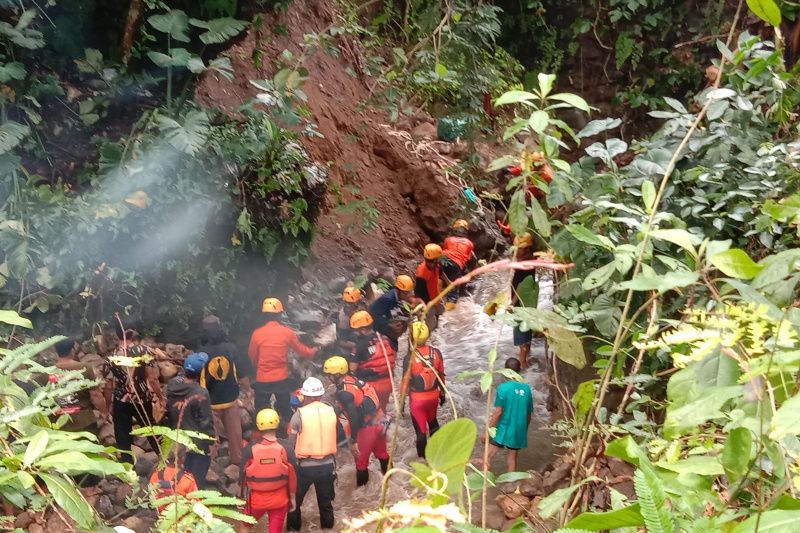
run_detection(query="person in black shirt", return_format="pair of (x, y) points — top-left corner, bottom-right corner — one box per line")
(198, 315), (253, 466)
(511, 232), (539, 369)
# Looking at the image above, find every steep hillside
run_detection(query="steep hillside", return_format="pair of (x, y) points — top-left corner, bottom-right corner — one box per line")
(196, 0), (467, 278)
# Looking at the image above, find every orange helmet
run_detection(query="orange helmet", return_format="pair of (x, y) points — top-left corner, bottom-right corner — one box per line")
(350, 310), (374, 329)
(342, 286), (363, 303)
(453, 219), (469, 230)
(424, 244), (443, 260)
(262, 297), (284, 313)
(395, 275), (414, 292)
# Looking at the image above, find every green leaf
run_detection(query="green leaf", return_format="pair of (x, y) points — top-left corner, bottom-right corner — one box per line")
(571, 380), (595, 425)
(642, 180), (656, 213)
(710, 249), (763, 279)
(546, 326), (586, 369)
(664, 386), (741, 438)
(40, 473), (95, 529)
(548, 93), (590, 113)
(649, 228), (700, 258)
(537, 73), (555, 98)
(582, 261), (616, 291)
(496, 472), (531, 483)
(157, 110), (210, 156)
(634, 468), (674, 533)
(734, 510), (800, 532)
(0, 120), (30, 154)
(746, 0), (782, 26)
(23, 430), (48, 467)
(722, 427), (752, 481)
(577, 118), (621, 138)
(508, 189), (528, 236)
(564, 504), (644, 530)
(0, 61), (25, 82)
(148, 9), (190, 42)
(606, 436), (649, 467)
(529, 196), (550, 238)
(37, 452), (128, 476)
(655, 456), (724, 476)
(425, 419), (476, 495)
(0, 310), (31, 328)
(494, 90), (537, 107)
(539, 484), (582, 519)
(565, 224), (614, 250)
(619, 271), (699, 294)
(435, 63), (448, 78)
(479, 371), (492, 394)
(147, 48), (192, 68)
(770, 394), (800, 440)
(189, 17), (248, 44)
(528, 110), (549, 134)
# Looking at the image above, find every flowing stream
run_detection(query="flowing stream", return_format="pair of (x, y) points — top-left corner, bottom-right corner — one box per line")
(298, 271), (557, 530)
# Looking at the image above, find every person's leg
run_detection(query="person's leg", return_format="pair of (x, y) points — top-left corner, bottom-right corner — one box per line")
(314, 464), (336, 529)
(113, 400), (135, 463)
(369, 379), (393, 412)
(273, 389), (292, 439)
(355, 426), (375, 486)
(287, 466), (312, 531)
(409, 398), (430, 458)
(507, 449), (519, 473)
(132, 401), (160, 454)
(373, 428), (389, 474)
(410, 416), (427, 458)
(513, 327), (533, 368)
(485, 441), (502, 470)
(221, 404), (243, 465)
(267, 506), (288, 533)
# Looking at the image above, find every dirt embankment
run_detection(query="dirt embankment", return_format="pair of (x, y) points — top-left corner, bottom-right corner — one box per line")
(196, 0), (475, 279)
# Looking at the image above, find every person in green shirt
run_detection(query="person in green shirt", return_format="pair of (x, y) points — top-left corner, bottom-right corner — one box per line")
(485, 358), (533, 472)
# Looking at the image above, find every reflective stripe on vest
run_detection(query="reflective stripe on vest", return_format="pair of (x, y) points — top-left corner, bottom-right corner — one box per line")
(410, 346), (443, 400)
(245, 439), (289, 492)
(295, 402), (337, 459)
(357, 336), (396, 378)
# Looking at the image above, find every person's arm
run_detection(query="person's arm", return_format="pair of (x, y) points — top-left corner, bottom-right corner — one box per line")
(339, 390), (362, 440)
(289, 331), (317, 359)
(197, 394), (216, 438)
(488, 406), (503, 429)
(287, 412), (301, 451)
(400, 355), (411, 398)
(146, 364), (165, 403)
(286, 452), (297, 508)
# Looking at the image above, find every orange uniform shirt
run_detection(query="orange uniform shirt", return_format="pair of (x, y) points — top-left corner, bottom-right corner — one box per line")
(443, 236), (474, 269)
(248, 321), (316, 382)
(415, 261), (441, 302)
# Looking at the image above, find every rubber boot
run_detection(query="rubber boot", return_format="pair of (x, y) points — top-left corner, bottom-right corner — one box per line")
(379, 458), (390, 474)
(416, 437), (426, 458)
(356, 468), (369, 487)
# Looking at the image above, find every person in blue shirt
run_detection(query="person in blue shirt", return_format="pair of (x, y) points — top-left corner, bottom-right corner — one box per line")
(368, 275), (422, 350)
(484, 358), (533, 473)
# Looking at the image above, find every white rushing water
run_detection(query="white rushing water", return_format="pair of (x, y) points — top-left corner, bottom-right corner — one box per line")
(297, 271), (556, 530)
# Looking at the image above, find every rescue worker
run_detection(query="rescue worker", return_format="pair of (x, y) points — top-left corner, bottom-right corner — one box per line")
(166, 352), (217, 487)
(248, 297), (318, 435)
(336, 286), (366, 353)
(400, 322), (445, 458)
(199, 315), (253, 466)
(286, 377), (337, 531)
(368, 275), (422, 350)
(510, 232), (539, 369)
(415, 244), (446, 331)
(102, 324), (163, 462)
(239, 409), (296, 533)
(349, 311), (397, 412)
(441, 219), (476, 310)
(323, 356), (389, 487)
(149, 459), (198, 511)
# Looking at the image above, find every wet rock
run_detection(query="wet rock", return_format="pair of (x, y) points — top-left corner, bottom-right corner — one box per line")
(97, 494), (114, 518)
(496, 492), (531, 519)
(327, 276), (347, 293)
(543, 458), (573, 494)
(226, 482), (240, 497)
(314, 323), (337, 347)
(131, 445), (146, 460)
(158, 361), (178, 381)
(99, 422), (115, 444)
(15, 512), (34, 529)
(27, 524), (44, 533)
(134, 456), (155, 478)
(289, 309), (324, 328)
(115, 482), (133, 505)
(206, 468), (220, 484)
(45, 509), (74, 530)
(144, 451), (158, 465)
(122, 516), (145, 532)
(300, 281), (314, 294)
(519, 471), (545, 497)
(223, 464), (240, 482)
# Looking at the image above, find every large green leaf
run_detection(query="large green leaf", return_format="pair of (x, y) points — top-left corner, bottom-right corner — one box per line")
(664, 385), (740, 438)
(745, 0), (782, 26)
(508, 189), (528, 236)
(565, 224), (614, 250)
(548, 93), (591, 112)
(734, 510), (800, 532)
(189, 17), (248, 44)
(529, 196), (551, 238)
(528, 110), (549, 134)
(157, 110), (210, 156)
(546, 326), (586, 369)
(40, 473), (95, 529)
(770, 394), (800, 440)
(564, 504), (644, 530)
(582, 261), (616, 290)
(148, 9), (190, 42)
(571, 380), (596, 425)
(147, 48), (191, 68)
(0, 309), (31, 328)
(619, 271), (699, 294)
(514, 275), (539, 309)
(23, 430), (48, 467)
(37, 451), (128, 476)
(425, 418), (476, 495)
(722, 427), (752, 481)
(494, 90), (537, 107)
(710, 249), (763, 280)
(655, 456), (724, 476)
(649, 228), (699, 258)
(0, 61), (25, 82)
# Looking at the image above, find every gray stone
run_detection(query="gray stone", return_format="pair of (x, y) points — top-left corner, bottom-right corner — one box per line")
(97, 494), (114, 518)
(327, 276), (347, 293)
(133, 456), (154, 478)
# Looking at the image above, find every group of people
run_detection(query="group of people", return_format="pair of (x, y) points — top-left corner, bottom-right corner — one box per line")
(47, 219), (540, 532)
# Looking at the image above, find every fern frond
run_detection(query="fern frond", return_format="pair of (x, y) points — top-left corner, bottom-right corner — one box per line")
(634, 468), (674, 533)
(0, 120), (30, 154)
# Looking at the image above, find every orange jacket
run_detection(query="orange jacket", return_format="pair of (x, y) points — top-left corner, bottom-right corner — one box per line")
(415, 261), (441, 302)
(244, 436), (297, 509)
(248, 321), (316, 382)
(443, 236), (474, 269)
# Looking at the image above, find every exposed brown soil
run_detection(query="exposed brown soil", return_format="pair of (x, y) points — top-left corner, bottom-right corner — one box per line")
(196, 0), (465, 279)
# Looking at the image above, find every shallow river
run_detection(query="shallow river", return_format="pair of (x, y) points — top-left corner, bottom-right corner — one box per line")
(298, 271), (557, 530)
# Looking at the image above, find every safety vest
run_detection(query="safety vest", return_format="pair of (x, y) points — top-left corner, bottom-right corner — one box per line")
(341, 375), (381, 423)
(149, 466), (198, 505)
(443, 236), (474, 269)
(357, 335), (396, 380)
(295, 402), (337, 460)
(410, 346), (444, 400)
(245, 438), (290, 492)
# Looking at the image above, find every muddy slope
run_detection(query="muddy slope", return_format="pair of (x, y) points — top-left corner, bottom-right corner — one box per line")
(196, 0), (462, 277)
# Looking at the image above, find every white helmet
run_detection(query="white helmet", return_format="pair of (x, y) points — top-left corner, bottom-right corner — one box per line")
(300, 376), (325, 397)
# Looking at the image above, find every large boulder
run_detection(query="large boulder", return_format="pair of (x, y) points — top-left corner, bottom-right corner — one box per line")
(496, 492), (531, 520)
